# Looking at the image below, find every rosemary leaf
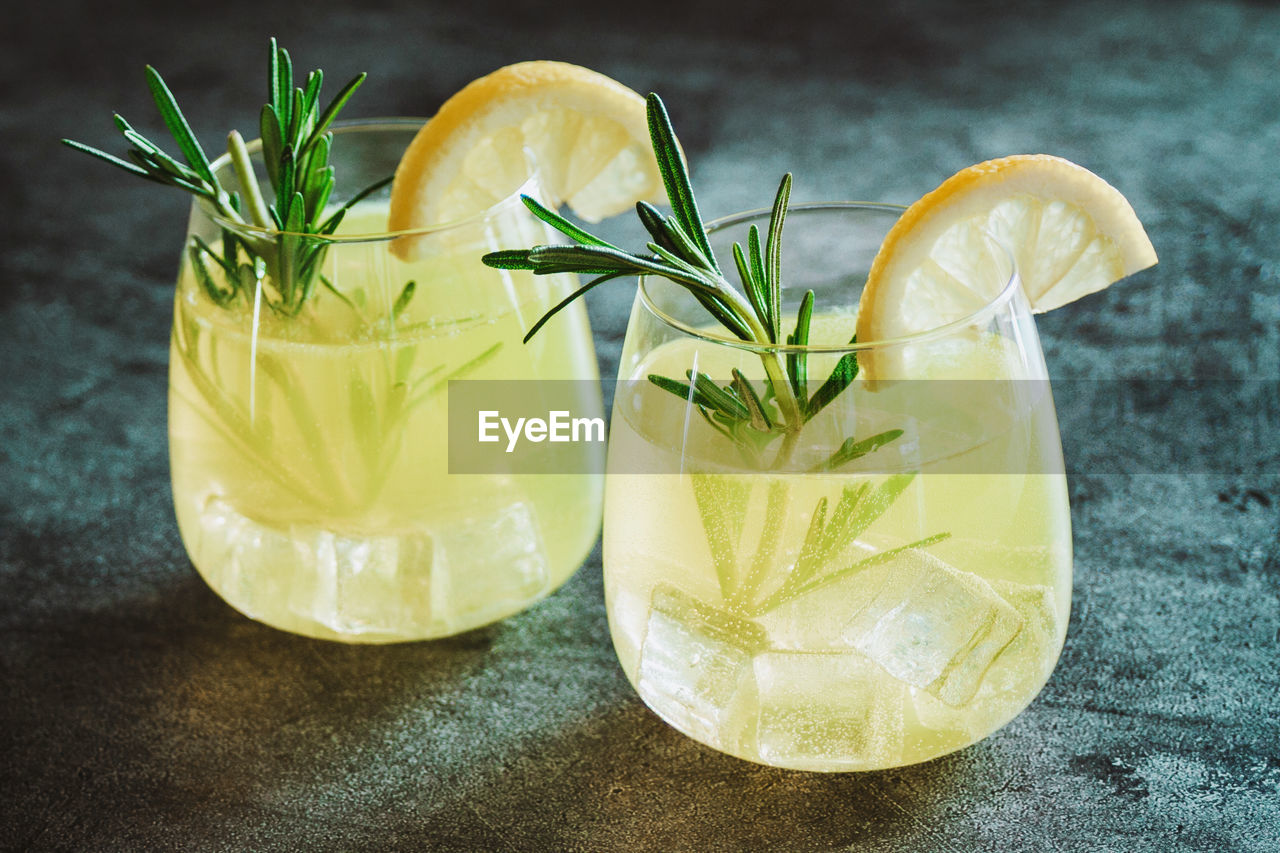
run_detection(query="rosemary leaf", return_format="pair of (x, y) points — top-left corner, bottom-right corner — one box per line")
(789, 532), (952, 601)
(118, 126), (174, 160)
(144, 65), (215, 185)
(846, 473), (916, 542)
(804, 345), (859, 421)
(528, 244), (704, 284)
(60, 139), (152, 178)
(696, 294), (755, 342)
(318, 274), (358, 311)
(269, 38), (288, 127)
(747, 224), (767, 329)
(481, 250), (536, 270)
(818, 482), (868, 559)
(636, 200), (680, 254)
(285, 191), (305, 229)
(813, 429), (904, 472)
(318, 174), (393, 232)
(128, 136), (197, 183)
(738, 479), (789, 604)
(648, 373), (696, 401)
(259, 104), (283, 187)
(221, 225), (241, 271)
(660, 214), (714, 269)
(191, 235), (237, 275)
(792, 496), (829, 584)
(392, 280), (417, 321)
(697, 405), (736, 443)
(125, 150), (208, 194)
(275, 145), (296, 218)
(690, 474), (751, 602)
(764, 172), (791, 344)
(520, 194), (618, 248)
(645, 93), (718, 272)
(318, 209), (346, 236)
(522, 272), (626, 342)
(188, 240), (235, 305)
(277, 43), (295, 130)
(648, 242), (712, 281)
(688, 370), (751, 421)
(649, 375), (744, 425)
(286, 87), (305, 145)
(731, 369), (772, 431)
(305, 165), (335, 222)
(788, 289), (814, 405)
(417, 342), (504, 400)
(301, 70), (323, 127)
(304, 72), (367, 155)
(733, 240), (771, 336)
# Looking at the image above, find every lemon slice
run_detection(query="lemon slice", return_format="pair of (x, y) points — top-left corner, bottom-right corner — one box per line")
(388, 60), (663, 257)
(857, 154), (1157, 369)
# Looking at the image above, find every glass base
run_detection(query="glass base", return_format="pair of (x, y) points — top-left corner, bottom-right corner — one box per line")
(624, 576), (1064, 771)
(181, 493), (592, 642)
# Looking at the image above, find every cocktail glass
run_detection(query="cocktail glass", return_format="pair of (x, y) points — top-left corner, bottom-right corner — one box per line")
(169, 119), (602, 642)
(604, 202), (1071, 770)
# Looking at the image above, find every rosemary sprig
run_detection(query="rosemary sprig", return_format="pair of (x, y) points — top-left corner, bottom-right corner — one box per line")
(482, 93), (894, 470)
(63, 39), (397, 317)
(482, 91), (951, 615)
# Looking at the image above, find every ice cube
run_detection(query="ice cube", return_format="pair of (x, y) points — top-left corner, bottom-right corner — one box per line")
(841, 550), (1024, 707)
(195, 496), (299, 619)
(749, 650), (905, 770)
(637, 584), (767, 748)
(429, 499), (550, 632)
(909, 580), (1059, 737)
(982, 579), (1061, 695)
(299, 529), (434, 635)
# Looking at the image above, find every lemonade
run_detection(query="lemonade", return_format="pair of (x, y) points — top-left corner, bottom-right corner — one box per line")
(603, 320), (1071, 770)
(169, 199), (603, 641)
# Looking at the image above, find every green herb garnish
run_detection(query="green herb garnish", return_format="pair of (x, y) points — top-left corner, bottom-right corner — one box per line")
(691, 473), (953, 614)
(63, 39), (395, 316)
(482, 93), (895, 471)
(481, 91), (952, 614)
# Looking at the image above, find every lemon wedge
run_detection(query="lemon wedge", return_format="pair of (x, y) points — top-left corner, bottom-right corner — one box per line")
(388, 60), (663, 258)
(856, 154), (1157, 367)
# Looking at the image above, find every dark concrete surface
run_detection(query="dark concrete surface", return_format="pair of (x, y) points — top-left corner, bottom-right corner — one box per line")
(2, 1), (1277, 850)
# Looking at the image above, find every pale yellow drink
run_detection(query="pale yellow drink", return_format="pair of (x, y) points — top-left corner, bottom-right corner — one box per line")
(170, 202), (602, 641)
(603, 320), (1071, 770)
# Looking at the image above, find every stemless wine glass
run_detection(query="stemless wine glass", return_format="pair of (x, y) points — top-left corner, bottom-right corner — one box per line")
(603, 202), (1072, 770)
(168, 119), (603, 642)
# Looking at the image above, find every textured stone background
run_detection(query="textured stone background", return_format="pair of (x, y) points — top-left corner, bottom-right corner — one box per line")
(2, 1), (1277, 850)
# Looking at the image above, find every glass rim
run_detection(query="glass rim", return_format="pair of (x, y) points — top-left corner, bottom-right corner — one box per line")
(201, 117), (545, 243)
(637, 201), (1023, 353)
